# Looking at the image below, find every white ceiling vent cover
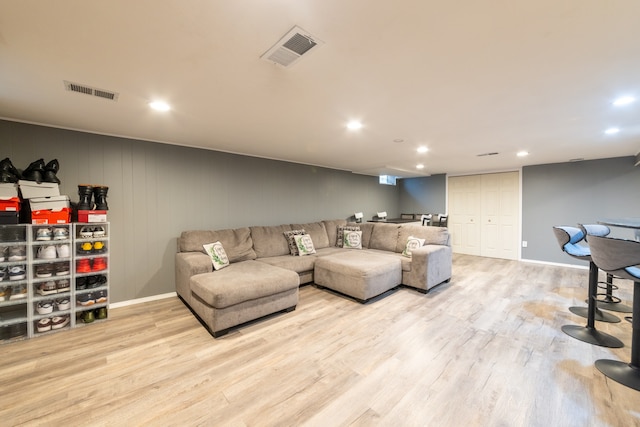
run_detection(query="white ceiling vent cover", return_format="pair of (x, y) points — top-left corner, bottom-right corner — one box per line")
(64, 81), (119, 101)
(260, 26), (324, 67)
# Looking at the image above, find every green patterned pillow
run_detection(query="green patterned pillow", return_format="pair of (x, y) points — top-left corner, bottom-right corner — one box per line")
(336, 225), (360, 247)
(203, 241), (230, 270)
(402, 236), (425, 257)
(343, 230), (362, 249)
(284, 229), (306, 256)
(293, 234), (316, 256)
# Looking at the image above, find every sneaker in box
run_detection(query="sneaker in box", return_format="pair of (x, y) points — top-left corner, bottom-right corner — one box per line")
(18, 180), (60, 199)
(77, 210), (107, 223)
(0, 183), (19, 198)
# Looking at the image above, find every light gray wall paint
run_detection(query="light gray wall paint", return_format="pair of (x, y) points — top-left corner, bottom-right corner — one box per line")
(522, 157), (640, 265)
(0, 120), (399, 302)
(398, 174), (447, 216)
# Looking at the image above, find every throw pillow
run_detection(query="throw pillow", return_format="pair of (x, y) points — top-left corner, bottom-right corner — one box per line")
(336, 225), (360, 247)
(203, 241), (230, 270)
(402, 236), (426, 257)
(284, 229), (306, 256)
(293, 234), (316, 256)
(343, 230), (362, 249)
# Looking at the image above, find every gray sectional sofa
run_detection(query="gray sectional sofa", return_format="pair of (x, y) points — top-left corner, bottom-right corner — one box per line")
(175, 219), (452, 337)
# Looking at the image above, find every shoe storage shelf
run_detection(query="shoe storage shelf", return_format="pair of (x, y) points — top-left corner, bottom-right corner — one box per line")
(0, 222), (109, 344)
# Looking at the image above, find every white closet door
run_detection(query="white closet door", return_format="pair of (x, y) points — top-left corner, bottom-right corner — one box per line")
(448, 171), (519, 260)
(448, 175), (481, 255)
(481, 172), (519, 260)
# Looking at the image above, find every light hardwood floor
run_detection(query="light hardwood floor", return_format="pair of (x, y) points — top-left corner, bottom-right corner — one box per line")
(2, 254), (640, 427)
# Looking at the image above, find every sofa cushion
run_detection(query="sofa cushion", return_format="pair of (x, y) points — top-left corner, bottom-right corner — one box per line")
(179, 228), (256, 262)
(284, 229), (306, 256)
(256, 254), (317, 273)
(290, 222), (330, 249)
(322, 219), (347, 247)
(203, 241), (230, 270)
(347, 222), (375, 248)
(190, 261), (299, 309)
(343, 230), (363, 249)
(395, 224), (450, 253)
(369, 223), (400, 252)
(294, 234), (317, 255)
(402, 236), (425, 257)
(250, 224), (292, 258)
(336, 225), (360, 247)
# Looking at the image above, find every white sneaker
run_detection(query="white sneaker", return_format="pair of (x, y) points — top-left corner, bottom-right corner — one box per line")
(37, 245), (57, 259)
(92, 226), (106, 238)
(79, 226), (93, 238)
(53, 227), (69, 240)
(56, 244), (70, 258)
(36, 227), (53, 241)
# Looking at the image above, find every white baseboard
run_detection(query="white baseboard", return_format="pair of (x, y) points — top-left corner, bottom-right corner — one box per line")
(520, 258), (587, 270)
(109, 292), (177, 309)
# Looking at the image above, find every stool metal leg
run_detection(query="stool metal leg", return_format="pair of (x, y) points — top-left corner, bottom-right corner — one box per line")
(562, 262), (624, 348)
(595, 273), (633, 313)
(595, 281), (640, 391)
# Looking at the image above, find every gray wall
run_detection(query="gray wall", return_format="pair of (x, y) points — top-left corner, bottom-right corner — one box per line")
(0, 120), (399, 302)
(398, 174), (447, 216)
(522, 157), (640, 264)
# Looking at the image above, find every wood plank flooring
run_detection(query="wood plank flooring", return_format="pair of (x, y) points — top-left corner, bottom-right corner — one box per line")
(2, 254), (640, 426)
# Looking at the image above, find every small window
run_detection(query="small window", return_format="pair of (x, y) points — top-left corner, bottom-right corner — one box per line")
(379, 175), (397, 186)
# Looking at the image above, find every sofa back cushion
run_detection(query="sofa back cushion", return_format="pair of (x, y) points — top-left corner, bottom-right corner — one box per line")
(290, 222), (330, 249)
(322, 219), (347, 247)
(347, 222), (375, 248)
(250, 224), (292, 258)
(368, 223), (400, 252)
(179, 228), (257, 262)
(395, 224), (451, 253)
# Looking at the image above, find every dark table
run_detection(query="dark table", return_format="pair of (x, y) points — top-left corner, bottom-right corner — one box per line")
(598, 217), (640, 229)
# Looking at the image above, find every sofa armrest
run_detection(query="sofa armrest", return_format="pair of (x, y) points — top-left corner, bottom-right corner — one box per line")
(175, 252), (212, 302)
(402, 244), (452, 292)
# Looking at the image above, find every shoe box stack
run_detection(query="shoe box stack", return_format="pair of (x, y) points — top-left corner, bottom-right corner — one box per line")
(18, 180), (71, 225)
(0, 183), (21, 225)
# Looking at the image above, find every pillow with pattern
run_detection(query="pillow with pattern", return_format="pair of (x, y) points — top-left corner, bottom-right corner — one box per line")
(203, 241), (230, 270)
(294, 234), (316, 256)
(343, 230), (362, 249)
(336, 225), (361, 247)
(402, 236), (426, 258)
(284, 229), (306, 256)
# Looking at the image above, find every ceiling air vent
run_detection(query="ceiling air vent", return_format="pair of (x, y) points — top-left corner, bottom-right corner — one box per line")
(64, 81), (119, 101)
(476, 152), (499, 157)
(260, 26), (324, 68)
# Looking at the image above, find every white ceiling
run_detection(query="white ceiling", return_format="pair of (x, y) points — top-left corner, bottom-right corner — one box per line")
(1, 1), (639, 178)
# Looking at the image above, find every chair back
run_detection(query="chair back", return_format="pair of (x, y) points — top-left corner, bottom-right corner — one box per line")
(438, 214), (448, 227)
(421, 214), (432, 226)
(586, 235), (640, 282)
(552, 226), (590, 259)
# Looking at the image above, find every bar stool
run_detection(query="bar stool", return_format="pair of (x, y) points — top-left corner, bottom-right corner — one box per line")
(580, 224), (633, 314)
(552, 226), (623, 347)
(587, 234), (640, 391)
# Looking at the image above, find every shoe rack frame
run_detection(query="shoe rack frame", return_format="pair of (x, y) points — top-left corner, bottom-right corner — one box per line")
(0, 222), (110, 344)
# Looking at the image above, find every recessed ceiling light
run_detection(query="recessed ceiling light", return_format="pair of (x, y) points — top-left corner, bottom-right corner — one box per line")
(613, 96), (636, 106)
(517, 151), (529, 157)
(416, 164), (424, 169)
(604, 127), (620, 135)
(347, 121), (363, 130)
(417, 146), (428, 153)
(149, 101), (171, 111)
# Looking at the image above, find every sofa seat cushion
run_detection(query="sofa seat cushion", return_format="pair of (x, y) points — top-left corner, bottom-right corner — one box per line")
(256, 254), (317, 274)
(190, 260), (299, 309)
(364, 249), (412, 271)
(179, 228), (256, 262)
